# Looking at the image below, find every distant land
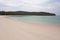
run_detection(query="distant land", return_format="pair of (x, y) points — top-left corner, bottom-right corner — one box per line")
(0, 11), (56, 16)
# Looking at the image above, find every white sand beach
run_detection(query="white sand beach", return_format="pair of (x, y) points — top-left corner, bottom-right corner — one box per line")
(0, 16), (60, 40)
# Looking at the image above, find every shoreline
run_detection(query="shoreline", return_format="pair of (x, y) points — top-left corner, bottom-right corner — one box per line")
(6, 15), (60, 26)
(0, 16), (60, 40)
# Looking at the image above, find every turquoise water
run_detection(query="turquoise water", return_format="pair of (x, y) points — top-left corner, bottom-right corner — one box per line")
(9, 16), (60, 24)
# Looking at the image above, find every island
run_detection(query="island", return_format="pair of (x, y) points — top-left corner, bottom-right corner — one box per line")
(0, 11), (56, 16)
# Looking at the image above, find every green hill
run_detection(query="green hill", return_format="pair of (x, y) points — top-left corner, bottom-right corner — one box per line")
(0, 11), (56, 16)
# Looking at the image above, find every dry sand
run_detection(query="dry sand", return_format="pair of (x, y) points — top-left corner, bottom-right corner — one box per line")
(0, 16), (60, 40)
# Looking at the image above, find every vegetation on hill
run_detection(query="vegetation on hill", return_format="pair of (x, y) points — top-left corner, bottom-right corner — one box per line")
(0, 11), (56, 16)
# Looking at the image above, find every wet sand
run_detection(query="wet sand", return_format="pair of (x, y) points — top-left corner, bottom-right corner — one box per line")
(0, 16), (60, 40)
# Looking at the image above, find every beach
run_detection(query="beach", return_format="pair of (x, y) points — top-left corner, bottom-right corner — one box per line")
(0, 16), (60, 40)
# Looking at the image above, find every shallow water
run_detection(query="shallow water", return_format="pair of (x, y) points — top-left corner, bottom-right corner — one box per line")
(9, 15), (60, 24)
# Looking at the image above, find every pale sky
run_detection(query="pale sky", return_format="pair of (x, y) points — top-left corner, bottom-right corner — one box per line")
(0, 0), (60, 15)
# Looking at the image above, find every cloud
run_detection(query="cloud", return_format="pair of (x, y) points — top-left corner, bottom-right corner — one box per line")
(0, 0), (22, 7)
(48, 1), (60, 15)
(0, 0), (50, 11)
(0, 0), (60, 15)
(0, 0), (49, 7)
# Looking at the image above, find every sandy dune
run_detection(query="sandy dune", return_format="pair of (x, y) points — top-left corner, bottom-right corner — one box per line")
(0, 16), (60, 40)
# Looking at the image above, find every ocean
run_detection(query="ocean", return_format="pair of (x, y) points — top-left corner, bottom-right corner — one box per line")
(9, 15), (60, 24)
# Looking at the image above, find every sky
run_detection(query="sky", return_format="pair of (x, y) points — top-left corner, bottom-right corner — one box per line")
(0, 0), (60, 15)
